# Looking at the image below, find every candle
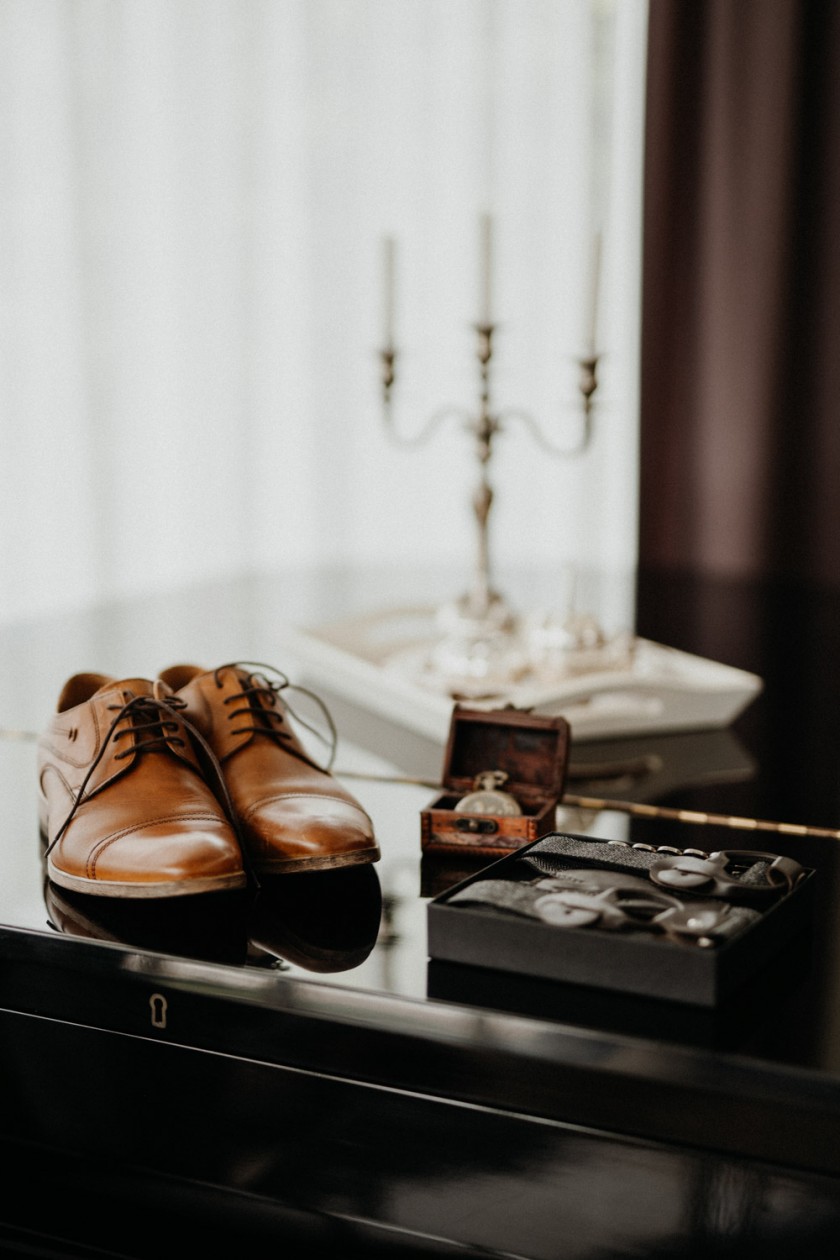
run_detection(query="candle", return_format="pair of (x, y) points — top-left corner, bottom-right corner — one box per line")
(585, 229), (602, 357)
(479, 212), (493, 325)
(382, 235), (396, 348)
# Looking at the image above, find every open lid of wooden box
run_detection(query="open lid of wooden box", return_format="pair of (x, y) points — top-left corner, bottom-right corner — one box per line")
(440, 705), (571, 807)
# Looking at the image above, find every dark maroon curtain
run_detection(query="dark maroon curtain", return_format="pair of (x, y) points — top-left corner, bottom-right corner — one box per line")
(639, 0), (840, 589)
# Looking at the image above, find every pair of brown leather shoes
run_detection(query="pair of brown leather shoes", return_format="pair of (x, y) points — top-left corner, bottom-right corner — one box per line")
(37, 662), (379, 899)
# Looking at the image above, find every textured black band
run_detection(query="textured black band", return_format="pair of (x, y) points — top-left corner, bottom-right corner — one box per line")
(522, 833), (774, 887)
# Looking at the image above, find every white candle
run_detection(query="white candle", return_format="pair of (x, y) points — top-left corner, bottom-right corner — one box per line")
(382, 235), (396, 347)
(585, 229), (602, 357)
(479, 212), (493, 325)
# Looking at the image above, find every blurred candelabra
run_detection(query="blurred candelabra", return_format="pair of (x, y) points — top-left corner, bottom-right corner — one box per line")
(376, 216), (608, 692)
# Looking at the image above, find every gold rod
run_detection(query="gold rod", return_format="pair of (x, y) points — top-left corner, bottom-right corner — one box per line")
(561, 792), (840, 841)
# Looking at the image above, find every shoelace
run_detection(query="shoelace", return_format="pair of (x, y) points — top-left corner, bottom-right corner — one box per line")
(213, 660), (338, 772)
(44, 692), (258, 885)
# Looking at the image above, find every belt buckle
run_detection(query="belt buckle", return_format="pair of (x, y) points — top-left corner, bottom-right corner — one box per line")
(532, 873), (684, 932)
(648, 848), (805, 902)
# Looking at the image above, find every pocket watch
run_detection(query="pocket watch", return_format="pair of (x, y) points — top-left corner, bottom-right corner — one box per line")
(454, 770), (522, 817)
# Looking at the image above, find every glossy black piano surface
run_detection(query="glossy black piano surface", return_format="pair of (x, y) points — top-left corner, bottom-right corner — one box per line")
(2, 568), (840, 1257)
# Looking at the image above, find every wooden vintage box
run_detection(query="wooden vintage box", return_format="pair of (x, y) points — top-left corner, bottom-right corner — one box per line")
(420, 705), (571, 857)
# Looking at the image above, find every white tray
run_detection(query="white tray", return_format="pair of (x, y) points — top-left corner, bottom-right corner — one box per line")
(284, 605), (763, 745)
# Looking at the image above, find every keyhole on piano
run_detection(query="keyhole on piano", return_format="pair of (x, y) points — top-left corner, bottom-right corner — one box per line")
(149, 993), (168, 1029)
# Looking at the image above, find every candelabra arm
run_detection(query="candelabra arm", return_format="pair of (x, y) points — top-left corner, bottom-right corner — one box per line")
(382, 401), (475, 448)
(380, 349), (473, 447)
(497, 353), (600, 457)
(499, 405), (593, 457)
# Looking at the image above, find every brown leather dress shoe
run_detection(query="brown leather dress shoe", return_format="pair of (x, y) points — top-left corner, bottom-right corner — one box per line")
(158, 662), (380, 875)
(38, 674), (247, 899)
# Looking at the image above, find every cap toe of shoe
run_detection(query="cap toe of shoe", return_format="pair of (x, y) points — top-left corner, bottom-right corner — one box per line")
(48, 818), (247, 898)
(240, 794), (379, 873)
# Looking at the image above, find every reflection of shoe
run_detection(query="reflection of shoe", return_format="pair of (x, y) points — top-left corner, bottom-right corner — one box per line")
(248, 865), (383, 973)
(37, 674), (246, 899)
(43, 878), (251, 966)
(159, 662), (380, 875)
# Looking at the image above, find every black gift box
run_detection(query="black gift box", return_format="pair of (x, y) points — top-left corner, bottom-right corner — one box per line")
(427, 832), (816, 1007)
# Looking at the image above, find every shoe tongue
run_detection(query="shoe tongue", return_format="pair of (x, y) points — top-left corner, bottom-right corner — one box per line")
(219, 664), (266, 700)
(159, 664), (203, 692)
(94, 677), (157, 700)
(219, 663), (249, 683)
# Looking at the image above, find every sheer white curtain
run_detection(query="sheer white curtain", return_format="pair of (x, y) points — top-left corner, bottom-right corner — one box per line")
(0, 0), (647, 626)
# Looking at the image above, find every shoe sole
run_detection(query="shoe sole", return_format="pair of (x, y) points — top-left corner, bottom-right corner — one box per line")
(45, 859), (248, 899)
(251, 845), (381, 875)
